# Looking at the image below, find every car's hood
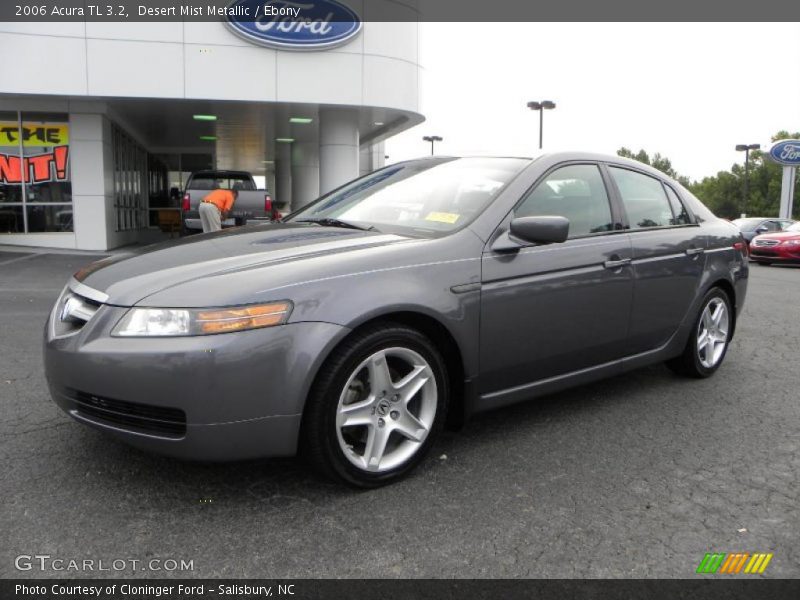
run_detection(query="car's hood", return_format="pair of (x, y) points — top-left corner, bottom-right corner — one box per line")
(76, 224), (413, 307)
(752, 231), (800, 241)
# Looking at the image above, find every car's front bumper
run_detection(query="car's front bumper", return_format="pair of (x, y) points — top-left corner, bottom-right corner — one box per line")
(749, 247), (800, 263)
(44, 298), (349, 461)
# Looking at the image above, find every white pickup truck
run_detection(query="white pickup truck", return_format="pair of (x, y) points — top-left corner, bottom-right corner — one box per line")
(181, 170), (278, 233)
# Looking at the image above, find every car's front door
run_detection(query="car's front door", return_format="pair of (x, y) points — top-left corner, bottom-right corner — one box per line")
(479, 163), (634, 399)
(606, 166), (707, 354)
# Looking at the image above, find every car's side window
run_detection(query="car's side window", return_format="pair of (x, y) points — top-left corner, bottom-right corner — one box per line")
(609, 167), (675, 229)
(664, 185), (692, 225)
(514, 164), (614, 238)
(762, 221), (779, 232)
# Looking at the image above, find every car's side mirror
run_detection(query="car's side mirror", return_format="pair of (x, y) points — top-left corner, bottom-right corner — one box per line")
(492, 216), (570, 252)
(511, 215), (569, 244)
(756, 226), (769, 233)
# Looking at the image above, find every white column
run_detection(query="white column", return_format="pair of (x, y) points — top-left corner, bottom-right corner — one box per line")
(319, 107), (359, 195)
(290, 141), (319, 212)
(359, 141), (386, 176)
(69, 112), (112, 251)
(275, 142), (292, 211)
(779, 166), (796, 219)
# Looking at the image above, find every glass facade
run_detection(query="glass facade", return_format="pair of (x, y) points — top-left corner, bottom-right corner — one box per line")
(112, 124), (147, 232)
(0, 111), (72, 233)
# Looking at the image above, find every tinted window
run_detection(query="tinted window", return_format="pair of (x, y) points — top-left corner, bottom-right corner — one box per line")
(610, 167), (674, 229)
(515, 164), (613, 238)
(664, 185), (692, 225)
(189, 174), (256, 191)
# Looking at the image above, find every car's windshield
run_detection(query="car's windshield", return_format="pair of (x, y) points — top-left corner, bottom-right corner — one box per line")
(785, 222), (800, 233)
(731, 218), (765, 231)
(286, 157), (529, 236)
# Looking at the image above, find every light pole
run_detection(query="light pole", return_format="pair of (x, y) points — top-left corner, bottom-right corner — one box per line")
(735, 143), (760, 217)
(527, 100), (556, 150)
(423, 135), (442, 156)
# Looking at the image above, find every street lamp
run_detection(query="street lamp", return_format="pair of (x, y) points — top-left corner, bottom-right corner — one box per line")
(423, 135), (443, 155)
(735, 143), (760, 217)
(527, 100), (556, 150)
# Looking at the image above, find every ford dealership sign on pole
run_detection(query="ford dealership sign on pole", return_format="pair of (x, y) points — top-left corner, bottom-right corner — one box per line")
(225, 0), (363, 50)
(768, 140), (800, 219)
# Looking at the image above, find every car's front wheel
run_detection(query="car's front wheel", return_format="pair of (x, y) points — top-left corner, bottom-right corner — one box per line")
(302, 323), (448, 487)
(667, 287), (732, 378)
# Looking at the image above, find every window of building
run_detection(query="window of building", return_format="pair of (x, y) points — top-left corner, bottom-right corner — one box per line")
(0, 111), (72, 233)
(515, 164), (614, 237)
(112, 124), (147, 232)
(609, 167), (674, 229)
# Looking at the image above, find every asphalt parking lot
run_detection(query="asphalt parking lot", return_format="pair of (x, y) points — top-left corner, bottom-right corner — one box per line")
(1, 248), (798, 579)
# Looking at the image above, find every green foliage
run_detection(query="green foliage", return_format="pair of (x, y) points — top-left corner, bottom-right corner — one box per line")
(616, 147), (691, 187)
(617, 132), (800, 219)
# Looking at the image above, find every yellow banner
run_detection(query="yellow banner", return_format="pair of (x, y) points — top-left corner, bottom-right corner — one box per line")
(0, 122), (70, 147)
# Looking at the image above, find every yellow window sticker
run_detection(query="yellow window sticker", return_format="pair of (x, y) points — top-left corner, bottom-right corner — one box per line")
(425, 212), (460, 224)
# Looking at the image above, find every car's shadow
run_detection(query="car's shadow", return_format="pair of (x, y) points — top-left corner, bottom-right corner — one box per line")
(63, 361), (699, 506)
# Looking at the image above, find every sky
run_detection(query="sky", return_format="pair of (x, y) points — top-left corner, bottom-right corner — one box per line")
(385, 22), (800, 181)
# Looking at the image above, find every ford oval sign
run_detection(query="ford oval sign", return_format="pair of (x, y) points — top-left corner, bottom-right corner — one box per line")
(769, 139), (800, 166)
(225, 0), (362, 51)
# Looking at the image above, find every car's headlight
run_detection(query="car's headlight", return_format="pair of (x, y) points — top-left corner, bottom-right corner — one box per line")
(781, 239), (800, 246)
(112, 301), (292, 337)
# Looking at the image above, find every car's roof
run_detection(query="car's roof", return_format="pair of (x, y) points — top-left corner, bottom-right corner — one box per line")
(404, 152), (680, 180)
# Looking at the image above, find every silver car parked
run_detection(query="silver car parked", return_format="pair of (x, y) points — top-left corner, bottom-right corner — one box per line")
(45, 153), (749, 486)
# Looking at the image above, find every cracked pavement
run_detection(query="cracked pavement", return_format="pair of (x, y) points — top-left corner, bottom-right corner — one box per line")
(0, 251), (798, 578)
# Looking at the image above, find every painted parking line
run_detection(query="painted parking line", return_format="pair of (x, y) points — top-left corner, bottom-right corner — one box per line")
(0, 253), (41, 266)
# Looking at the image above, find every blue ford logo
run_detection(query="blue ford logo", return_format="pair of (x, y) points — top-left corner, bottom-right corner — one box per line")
(769, 140), (800, 166)
(225, 0), (362, 51)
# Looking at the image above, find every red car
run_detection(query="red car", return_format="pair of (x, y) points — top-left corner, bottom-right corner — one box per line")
(750, 221), (800, 265)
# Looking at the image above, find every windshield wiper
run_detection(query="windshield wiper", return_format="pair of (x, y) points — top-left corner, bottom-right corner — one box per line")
(294, 217), (377, 232)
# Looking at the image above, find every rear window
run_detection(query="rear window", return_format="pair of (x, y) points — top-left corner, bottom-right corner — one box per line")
(731, 218), (764, 231)
(188, 174), (256, 191)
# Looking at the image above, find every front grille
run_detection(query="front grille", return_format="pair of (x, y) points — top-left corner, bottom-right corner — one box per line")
(52, 291), (101, 337)
(753, 239), (780, 247)
(69, 390), (186, 438)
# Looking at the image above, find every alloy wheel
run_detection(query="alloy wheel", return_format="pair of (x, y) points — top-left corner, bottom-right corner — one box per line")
(335, 347), (437, 473)
(696, 297), (729, 369)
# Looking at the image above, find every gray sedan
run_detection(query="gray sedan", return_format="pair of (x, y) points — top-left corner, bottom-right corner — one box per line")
(45, 153), (749, 486)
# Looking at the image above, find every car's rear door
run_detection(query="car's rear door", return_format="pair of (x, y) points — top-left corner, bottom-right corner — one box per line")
(605, 165), (706, 355)
(479, 162), (634, 398)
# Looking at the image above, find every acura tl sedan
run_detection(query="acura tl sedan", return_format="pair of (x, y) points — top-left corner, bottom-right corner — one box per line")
(45, 153), (749, 486)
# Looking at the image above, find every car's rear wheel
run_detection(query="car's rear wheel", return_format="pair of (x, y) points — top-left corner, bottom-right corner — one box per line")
(302, 323), (448, 487)
(667, 287), (732, 378)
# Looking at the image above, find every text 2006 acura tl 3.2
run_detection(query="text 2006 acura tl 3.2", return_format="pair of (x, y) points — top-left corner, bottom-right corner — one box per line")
(45, 153), (749, 486)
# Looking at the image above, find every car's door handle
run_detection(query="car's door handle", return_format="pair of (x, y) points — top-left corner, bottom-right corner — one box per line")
(603, 257), (632, 269)
(685, 247), (705, 256)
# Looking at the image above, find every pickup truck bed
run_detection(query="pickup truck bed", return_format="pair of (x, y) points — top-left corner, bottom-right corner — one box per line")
(182, 170), (275, 232)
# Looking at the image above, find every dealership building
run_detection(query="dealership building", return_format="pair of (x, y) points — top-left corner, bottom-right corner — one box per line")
(0, 14), (422, 250)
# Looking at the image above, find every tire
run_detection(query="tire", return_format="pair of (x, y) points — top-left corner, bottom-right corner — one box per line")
(301, 323), (449, 487)
(667, 287), (733, 378)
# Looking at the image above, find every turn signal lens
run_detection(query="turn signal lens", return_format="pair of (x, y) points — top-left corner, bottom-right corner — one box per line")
(196, 302), (291, 334)
(113, 301), (292, 337)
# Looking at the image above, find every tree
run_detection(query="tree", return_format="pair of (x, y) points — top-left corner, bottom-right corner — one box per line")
(616, 147), (691, 187)
(687, 131), (800, 219)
